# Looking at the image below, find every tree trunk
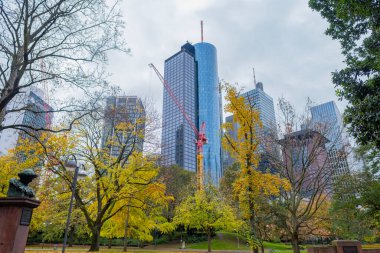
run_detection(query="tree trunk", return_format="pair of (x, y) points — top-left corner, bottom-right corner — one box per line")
(249, 205), (258, 253)
(68, 226), (74, 247)
(108, 238), (112, 249)
(123, 204), (130, 252)
(252, 246), (259, 253)
(89, 228), (101, 251)
(207, 229), (212, 252)
(291, 232), (300, 253)
(261, 244), (265, 253)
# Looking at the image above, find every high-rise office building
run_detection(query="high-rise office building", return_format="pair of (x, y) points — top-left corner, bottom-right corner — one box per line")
(310, 101), (351, 176)
(223, 82), (277, 172)
(194, 42), (222, 183)
(241, 82), (276, 138)
(310, 101), (347, 149)
(0, 87), (53, 155)
(161, 41), (222, 183)
(102, 96), (145, 157)
(161, 43), (198, 172)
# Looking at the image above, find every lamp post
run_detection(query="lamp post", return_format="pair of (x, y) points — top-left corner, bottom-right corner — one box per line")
(234, 229), (239, 249)
(62, 155), (86, 253)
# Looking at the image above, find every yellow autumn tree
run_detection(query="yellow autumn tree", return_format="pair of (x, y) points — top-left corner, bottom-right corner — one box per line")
(17, 97), (172, 251)
(0, 132), (52, 196)
(222, 83), (289, 253)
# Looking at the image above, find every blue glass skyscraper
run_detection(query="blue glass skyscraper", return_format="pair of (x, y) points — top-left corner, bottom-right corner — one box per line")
(161, 42), (221, 184)
(194, 42), (221, 184)
(161, 43), (198, 172)
(310, 101), (347, 150)
(310, 101), (351, 176)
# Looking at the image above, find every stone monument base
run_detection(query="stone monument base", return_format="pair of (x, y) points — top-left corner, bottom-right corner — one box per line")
(0, 197), (40, 253)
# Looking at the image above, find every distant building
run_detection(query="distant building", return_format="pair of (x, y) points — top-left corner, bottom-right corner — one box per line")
(279, 129), (332, 196)
(241, 82), (276, 138)
(102, 96), (145, 157)
(223, 82), (277, 172)
(310, 101), (351, 177)
(222, 115), (238, 168)
(0, 87), (53, 155)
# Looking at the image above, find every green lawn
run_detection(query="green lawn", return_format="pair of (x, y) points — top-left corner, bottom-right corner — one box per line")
(187, 232), (302, 252)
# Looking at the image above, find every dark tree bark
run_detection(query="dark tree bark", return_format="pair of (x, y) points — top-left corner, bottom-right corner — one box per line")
(68, 225), (74, 247)
(207, 228), (212, 252)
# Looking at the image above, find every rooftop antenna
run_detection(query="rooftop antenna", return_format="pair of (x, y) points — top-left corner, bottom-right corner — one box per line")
(201, 20), (204, 42)
(252, 67), (257, 86)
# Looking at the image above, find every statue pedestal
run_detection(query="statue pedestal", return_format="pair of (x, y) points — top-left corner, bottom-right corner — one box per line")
(0, 197), (40, 253)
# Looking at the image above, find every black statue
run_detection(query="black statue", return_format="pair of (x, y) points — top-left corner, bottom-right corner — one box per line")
(7, 169), (38, 198)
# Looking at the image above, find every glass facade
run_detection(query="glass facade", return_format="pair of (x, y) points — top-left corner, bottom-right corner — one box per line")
(310, 101), (351, 176)
(102, 96), (145, 157)
(194, 42), (222, 184)
(241, 83), (276, 138)
(161, 43), (198, 172)
(224, 82), (277, 173)
(0, 87), (54, 157)
(310, 101), (346, 149)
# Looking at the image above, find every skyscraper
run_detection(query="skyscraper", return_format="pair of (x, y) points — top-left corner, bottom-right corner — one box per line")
(161, 43), (198, 172)
(241, 82), (276, 138)
(224, 82), (277, 172)
(0, 87), (53, 155)
(194, 42), (222, 183)
(161, 41), (222, 184)
(310, 101), (347, 149)
(102, 96), (145, 157)
(310, 101), (351, 176)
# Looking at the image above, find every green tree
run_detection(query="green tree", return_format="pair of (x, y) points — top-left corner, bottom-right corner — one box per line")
(330, 173), (375, 241)
(158, 165), (195, 222)
(309, 0), (380, 150)
(173, 185), (238, 252)
(355, 144), (380, 221)
(219, 162), (240, 203)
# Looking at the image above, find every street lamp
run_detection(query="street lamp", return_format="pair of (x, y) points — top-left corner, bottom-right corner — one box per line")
(62, 155), (86, 253)
(234, 229), (239, 249)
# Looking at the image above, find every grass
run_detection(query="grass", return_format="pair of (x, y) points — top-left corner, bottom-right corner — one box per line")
(363, 244), (380, 249)
(187, 231), (250, 250)
(25, 235), (380, 253)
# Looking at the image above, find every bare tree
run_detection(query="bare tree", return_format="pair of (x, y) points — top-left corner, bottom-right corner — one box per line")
(265, 98), (339, 253)
(0, 0), (127, 134)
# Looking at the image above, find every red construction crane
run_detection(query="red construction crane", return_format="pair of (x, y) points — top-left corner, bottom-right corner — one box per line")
(149, 63), (207, 191)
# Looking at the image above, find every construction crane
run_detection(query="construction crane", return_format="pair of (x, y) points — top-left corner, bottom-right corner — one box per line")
(148, 63), (207, 191)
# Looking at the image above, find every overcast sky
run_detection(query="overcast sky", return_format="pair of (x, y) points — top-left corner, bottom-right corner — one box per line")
(106, 0), (346, 120)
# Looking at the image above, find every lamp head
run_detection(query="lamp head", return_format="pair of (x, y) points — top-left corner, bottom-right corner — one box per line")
(65, 156), (77, 172)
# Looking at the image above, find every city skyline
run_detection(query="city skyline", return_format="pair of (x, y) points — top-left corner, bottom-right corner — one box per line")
(106, 0), (346, 121)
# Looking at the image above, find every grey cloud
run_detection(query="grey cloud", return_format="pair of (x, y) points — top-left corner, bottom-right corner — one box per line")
(107, 0), (347, 121)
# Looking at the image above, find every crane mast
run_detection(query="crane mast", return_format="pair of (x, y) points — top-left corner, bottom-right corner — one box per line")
(149, 63), (206, 191)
